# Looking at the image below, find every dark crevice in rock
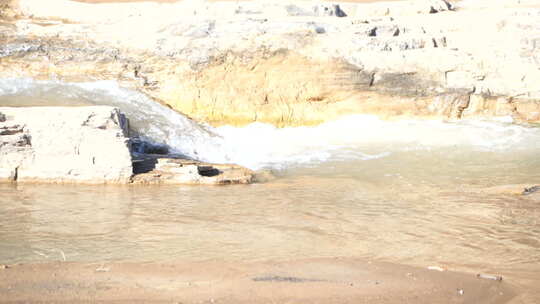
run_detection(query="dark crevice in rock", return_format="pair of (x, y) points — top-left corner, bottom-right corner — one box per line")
(131, 139), (170, 155)
(334, 5), (347, 18)
(21, 134), (31, 146)
(368, 72), (375, 87)
(0, 127), (22, 136)
(197, 166), (221, 177)
(13, 166), (18, 182)
(131, 138), (173, 174)
(456, 94), (471, 119)
(523, 186), (540, 195)
(132, 158), (157, 175)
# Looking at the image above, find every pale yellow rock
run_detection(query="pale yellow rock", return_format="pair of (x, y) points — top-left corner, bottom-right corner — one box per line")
(1, 0), (540, 126)
(494, 97), (515, 117)
(514, 100), (540, 122)
(461, 94), (491, 119)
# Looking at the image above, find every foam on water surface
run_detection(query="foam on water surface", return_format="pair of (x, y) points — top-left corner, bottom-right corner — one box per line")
(1, 78), (539, 170)
(215, 115), (540, 169)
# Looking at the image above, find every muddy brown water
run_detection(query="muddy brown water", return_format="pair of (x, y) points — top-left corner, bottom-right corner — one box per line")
(1, 147), (540, 300)
(1, 79), (540, 301)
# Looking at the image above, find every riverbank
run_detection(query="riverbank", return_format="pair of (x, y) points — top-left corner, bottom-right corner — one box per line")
(0, 258), (515, 303)
(1, 0), (539, 126)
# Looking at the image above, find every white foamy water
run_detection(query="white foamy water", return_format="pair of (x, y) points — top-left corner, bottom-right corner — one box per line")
(0, 78), (228, 161)
(215, 115), (540, 169)
(1, 78), (540, 170)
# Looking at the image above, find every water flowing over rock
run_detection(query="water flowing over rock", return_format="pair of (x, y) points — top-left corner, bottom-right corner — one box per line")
(0, 106), (255, 184)
(0, 0), (539, 126)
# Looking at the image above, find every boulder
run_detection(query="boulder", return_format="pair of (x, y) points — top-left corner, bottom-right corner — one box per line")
(0, 106), (133, 184)
(0, 106), (256, 185)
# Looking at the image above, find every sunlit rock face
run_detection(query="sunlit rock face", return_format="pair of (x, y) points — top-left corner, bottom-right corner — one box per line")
(0, 106), (134, 183)
(1, 0), (540, 126)
(131, 157), (255, 185)
(0, 105), (256, 184)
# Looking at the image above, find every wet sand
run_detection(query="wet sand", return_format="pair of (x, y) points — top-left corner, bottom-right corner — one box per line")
(0, 258), (515, 303)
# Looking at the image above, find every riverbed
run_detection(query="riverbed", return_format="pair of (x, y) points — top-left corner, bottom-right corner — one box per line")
(1, 142), (540, 301)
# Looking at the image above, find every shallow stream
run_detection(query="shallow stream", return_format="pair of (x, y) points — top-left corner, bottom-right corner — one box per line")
(1, 79), (539, 300)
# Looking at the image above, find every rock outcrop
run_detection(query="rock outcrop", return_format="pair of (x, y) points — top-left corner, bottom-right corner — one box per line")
(0, 106), (133, 183)
(132, 156), (254, 185)
(0, 106), (255, 184)
(0, 0), (539, 126)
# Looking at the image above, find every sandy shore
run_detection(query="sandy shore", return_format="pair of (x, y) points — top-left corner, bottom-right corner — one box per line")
(0, 258), (515, 303)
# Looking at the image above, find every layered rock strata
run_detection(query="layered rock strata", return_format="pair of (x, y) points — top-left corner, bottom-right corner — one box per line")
(0, 0), (539, 126)
(132, 156), (254, 185)
(0, 106), (254, 184)
(0, 106), (133, 183)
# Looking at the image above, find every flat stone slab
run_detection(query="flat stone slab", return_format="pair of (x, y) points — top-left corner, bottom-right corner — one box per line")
(132, 156), (255, 185)
(0, 106), (133, 184)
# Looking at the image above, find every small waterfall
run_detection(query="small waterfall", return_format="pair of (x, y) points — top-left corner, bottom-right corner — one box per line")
(0, 78), (230, 163)
(1, 78), (540, 170)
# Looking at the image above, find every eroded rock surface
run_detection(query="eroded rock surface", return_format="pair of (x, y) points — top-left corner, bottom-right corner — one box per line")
(0, 106), (133, 183)
(132, 156), (254, 185)
(0, 106), (255, 184)
(0, 0), (539, 126)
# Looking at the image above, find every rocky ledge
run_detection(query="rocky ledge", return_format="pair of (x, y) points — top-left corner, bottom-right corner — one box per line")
(0, 106), (254, 184)
(0, 0), (539, 126)
(132, 156), (254, 185)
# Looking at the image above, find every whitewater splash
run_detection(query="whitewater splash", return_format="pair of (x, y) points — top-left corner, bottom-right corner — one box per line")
(1, 78), (539, 170)
(0, 78), (224, 161)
